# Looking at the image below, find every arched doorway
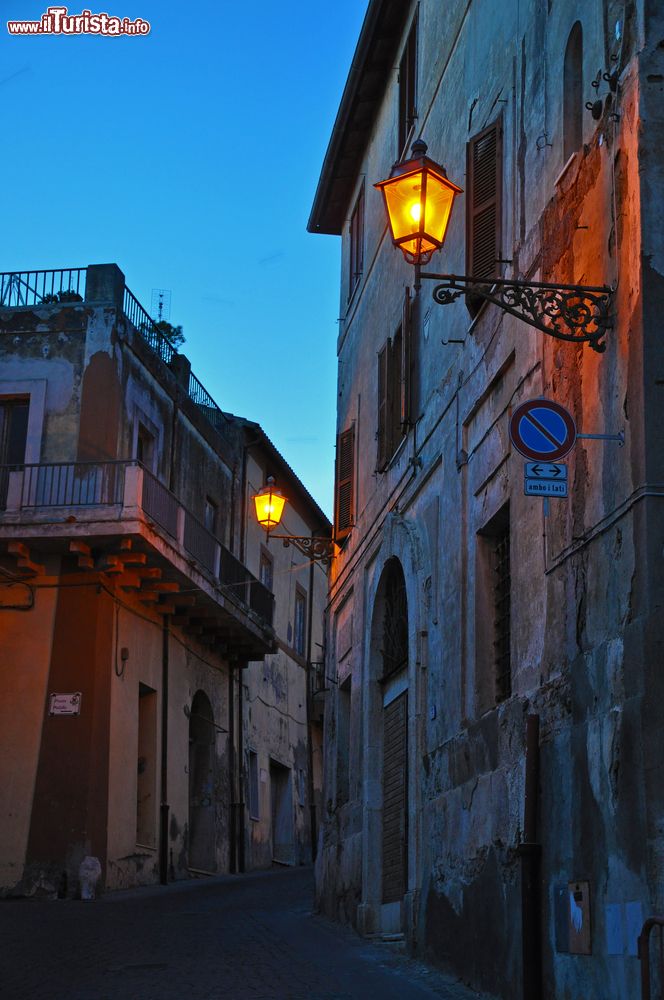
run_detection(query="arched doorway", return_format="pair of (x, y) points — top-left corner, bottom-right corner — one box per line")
(378, 558), (409, 909)
(188, 691), (216, 872)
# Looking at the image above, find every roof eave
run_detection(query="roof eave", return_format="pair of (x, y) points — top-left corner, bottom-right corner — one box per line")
(307, 0), (411, 237)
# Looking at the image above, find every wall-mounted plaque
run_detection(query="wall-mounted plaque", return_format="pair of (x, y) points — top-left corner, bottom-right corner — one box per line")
(49, 692), (82, 716)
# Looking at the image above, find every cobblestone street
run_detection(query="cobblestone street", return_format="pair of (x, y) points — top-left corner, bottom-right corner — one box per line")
(0, 866), (495, 1000)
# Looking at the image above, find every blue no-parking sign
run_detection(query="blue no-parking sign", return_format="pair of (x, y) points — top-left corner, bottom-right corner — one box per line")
(509, 399), (576, 462)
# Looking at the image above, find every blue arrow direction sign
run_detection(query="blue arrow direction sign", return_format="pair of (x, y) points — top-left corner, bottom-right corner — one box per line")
(524, 462), (568, 481)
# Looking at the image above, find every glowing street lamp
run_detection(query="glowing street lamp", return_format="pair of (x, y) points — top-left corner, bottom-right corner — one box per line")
(253, 477), (287, 531)
(374, 138), (462, 265)
(252, 477), (335, 564)
(374, 137), (613, 352)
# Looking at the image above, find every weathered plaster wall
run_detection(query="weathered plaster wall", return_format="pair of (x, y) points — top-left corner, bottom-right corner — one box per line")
(0, 289), (251, 893)
(317, 1), (657, 997)
(0, 305), (87, 462)
(0, 564), (58, 892)
(241, 451), (328, 870)
(105, 601), (234, 891)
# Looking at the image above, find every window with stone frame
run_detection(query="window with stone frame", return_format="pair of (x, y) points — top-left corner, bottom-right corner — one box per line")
(398, 14), (418, 158)
(204, 496), (218, 536)
(136, 421), (156, 472)
(563, 22), (583, 161)
(0, 397), (29, 509)
(475, 504), (511, 713)
(259, 547), (274, 592)
(348, 183), (365, 301)
(294, 585), (307, 658)
(466, 119), (503, 317)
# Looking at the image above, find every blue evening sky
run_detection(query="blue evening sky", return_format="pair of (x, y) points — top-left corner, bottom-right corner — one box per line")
(1, 1), (369, 516)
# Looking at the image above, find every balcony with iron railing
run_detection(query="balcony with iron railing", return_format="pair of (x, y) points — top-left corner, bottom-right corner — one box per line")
(0, 459), (275, 657)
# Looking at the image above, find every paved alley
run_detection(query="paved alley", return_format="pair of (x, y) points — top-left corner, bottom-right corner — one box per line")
(0, 866), (496, 1000)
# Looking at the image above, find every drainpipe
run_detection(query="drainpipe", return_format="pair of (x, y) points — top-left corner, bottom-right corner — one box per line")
(228, 668), (236, 874)
(159, 616), (170, 884)
(518, 713), (542, 1000)
(305, 538), (317, 860)
(237, 661), (246, 873)
(168, 401), (178, 493)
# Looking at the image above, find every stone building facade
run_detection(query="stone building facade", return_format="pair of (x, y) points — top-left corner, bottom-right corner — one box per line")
(309, 1), (664, 997)
(0, 263), (328, 896)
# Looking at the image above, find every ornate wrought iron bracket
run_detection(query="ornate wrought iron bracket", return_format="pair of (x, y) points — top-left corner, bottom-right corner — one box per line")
(267, 533), (335, 565)
(419, 272), (614, 353)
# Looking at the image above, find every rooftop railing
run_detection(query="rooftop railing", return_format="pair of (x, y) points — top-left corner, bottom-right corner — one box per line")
(188, 371), (228, 431)
(122, 286), (228, 433)
(0, 265), (230, 454)
(122, 286), (177, 366)
(0, 268), (85, 308)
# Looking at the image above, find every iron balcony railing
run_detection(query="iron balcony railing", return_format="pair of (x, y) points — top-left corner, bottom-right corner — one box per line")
(0, 268), (85, 308)
(142, 467), (179, 538)
(183, 509), (218, 574)
(7, 460), (125, 508)
(0, 460), (274, 628)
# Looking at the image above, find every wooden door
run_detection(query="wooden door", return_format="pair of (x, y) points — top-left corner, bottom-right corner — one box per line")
(382, 691), (408, 903)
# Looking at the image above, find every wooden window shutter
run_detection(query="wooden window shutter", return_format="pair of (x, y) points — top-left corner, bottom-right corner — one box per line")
(466, 120), (503, 315)
(335, 426), (355, 541)
(400, 287), (411, 431)
(377, 344), (389, 471)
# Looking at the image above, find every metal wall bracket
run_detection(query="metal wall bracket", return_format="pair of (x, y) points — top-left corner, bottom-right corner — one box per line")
(420, 272), (613, 353)
(268, 534), (335, 564)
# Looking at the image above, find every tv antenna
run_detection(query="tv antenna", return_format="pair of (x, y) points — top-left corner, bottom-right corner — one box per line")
(151, 288), (171, 322)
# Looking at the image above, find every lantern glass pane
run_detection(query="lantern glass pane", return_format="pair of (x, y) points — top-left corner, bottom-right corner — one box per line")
(399, 235), (438, 260)
(253, 490), (286, 530)
(382, 171), (424, 243)
(422, 171), (458, 246)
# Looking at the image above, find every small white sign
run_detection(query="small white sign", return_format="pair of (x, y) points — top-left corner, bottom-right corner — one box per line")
(49, 692), (82, 716)
(524, 479), (568, 498)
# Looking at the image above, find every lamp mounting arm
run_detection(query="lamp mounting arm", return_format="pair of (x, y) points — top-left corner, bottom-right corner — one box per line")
(267, 533), (335, 565)
(419, 272), (613, 353)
